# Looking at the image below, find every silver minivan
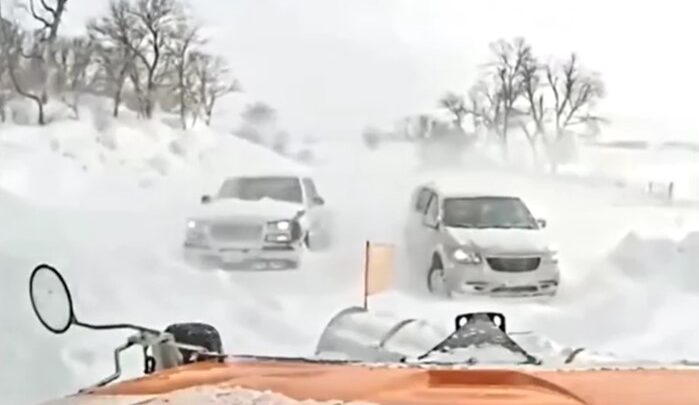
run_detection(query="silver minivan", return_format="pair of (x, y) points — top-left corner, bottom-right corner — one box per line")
(404, 180), (560, 298)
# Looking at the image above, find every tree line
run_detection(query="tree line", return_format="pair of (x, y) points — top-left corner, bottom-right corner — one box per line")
(0, 0), (239, 129)
(438, 37), (606, 168)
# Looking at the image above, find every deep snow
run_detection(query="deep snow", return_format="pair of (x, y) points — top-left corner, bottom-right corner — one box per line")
(1, 118), (698, 405)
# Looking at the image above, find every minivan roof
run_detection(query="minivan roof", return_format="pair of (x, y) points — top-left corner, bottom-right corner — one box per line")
(415, 176), (517, 199)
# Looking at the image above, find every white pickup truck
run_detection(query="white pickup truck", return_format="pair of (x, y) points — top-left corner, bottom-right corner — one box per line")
(183, 174), (331, 270)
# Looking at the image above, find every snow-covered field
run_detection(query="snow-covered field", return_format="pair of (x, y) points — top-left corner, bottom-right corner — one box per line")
(1, 119), (698, 405)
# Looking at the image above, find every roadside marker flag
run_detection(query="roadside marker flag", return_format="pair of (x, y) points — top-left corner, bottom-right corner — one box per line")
(362, 241), (395, 309)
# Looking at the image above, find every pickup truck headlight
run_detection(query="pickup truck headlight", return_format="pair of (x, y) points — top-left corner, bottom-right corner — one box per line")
(267, 220), (291, 231)
(185, 220), (208, 245)
(266, 219), (303, 242)
(265, 233), (292, 243)
(187, 220), (207, 231)
(450, 247), (482, 264)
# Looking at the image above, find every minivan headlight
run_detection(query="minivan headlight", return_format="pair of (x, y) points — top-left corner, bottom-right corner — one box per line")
(451, 248), (482, 264)
(546, 250), (559, 264)
(187, 219), (208, 230)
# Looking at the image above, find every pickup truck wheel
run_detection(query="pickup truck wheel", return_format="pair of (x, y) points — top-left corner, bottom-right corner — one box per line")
(304, 230), (329, 251)
(304, 233), (313, 250)
(427, 259), (451, 298)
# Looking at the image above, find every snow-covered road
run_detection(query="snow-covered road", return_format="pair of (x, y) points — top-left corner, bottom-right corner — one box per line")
(1, 124), (698, 405)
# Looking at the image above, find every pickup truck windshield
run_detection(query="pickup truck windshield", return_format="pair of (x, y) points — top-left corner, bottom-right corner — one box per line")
(443, 197), (538, 229)
(218, 177), (303, 203)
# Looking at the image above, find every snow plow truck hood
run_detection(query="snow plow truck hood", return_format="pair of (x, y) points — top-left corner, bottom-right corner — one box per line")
(42, 307), (699, 405)
(27, 263), (699, 405)
(44, 359), (699, 405)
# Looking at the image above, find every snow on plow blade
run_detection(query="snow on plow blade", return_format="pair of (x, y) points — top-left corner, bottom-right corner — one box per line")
(315, 306), (448, 362)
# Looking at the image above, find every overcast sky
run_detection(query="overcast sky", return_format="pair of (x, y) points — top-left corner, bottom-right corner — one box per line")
(21, 0), (699, 139)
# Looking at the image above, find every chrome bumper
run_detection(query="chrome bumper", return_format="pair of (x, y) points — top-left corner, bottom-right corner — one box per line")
(444, 259), (560, 297)
(183, 242), (302, 270)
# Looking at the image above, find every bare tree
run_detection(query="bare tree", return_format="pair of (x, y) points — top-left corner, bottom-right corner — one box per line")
(0, 6), (12, 122)
(168, 20), (201, 129)
(88, 0), (142, 117)
(25, 0), (68, 42)
(128, 0), (180, 119)
(361, 125), (381, 149)
(546, 53), (605, 139)
(467, 78), (503, 140)
(438, 92), (467, 132)
(518, 49), (546, 162)
(50, 37), (96, 118)
(233, 124), (262, 144)
(1, 0), (71, 125)
(485, 37), (531, 157)
(241, 101), (275, 127)
(541, 53), (605, 171)
(415, 114), (435, 140)
(272, 130), (289, 155)
(1, 12), (47, 125)
(192, 52), (239, 126)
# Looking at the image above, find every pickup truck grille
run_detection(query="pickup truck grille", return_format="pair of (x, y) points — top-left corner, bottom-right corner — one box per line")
(209, 223), (262, 242)
(487, 257), (541, 272)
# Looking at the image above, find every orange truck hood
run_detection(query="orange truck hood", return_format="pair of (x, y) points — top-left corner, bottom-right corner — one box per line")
(42, 359), (699, 405)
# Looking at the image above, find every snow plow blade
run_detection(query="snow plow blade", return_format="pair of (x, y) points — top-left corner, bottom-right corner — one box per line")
(315, 306), (543, 365)
(316, 307), (574, 366)
(315, 306), (447, 362)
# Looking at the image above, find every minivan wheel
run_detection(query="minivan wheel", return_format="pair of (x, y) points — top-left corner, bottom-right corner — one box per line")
(427, 260), (451, 298)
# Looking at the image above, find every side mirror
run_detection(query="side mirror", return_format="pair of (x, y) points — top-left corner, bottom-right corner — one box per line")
(29, 264), (75, 334)
(29, 264), (159, 335)
(201, 195), (212, 204)
(312, 196), (325, 206)
(423, 215), (442, 230)
(537, 218), (547, 228)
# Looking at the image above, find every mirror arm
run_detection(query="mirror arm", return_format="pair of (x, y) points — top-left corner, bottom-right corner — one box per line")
(73, 320), (160, 335)
(80, 341), (133, 392)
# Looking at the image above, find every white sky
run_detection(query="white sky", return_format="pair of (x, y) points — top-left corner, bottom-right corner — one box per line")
(23, 0), (699, 139)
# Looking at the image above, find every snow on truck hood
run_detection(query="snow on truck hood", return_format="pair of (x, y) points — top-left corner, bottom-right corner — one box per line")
(445, 227), (552, 254)
(190, 198), (303, 222)
(41, 387), (374, 405)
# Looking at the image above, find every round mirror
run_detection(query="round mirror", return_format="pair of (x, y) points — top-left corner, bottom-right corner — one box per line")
(29, 264), (75, 334)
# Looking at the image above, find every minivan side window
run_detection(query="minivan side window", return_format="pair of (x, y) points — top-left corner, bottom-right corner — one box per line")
(415, 188), (432, 213)
(424, 192), (439, 223)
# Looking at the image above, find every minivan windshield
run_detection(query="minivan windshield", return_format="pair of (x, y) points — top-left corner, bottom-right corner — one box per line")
(218, 176), (303, 203)
(443, 197), (538, 229)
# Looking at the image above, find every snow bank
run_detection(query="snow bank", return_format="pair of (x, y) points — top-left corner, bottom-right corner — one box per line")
(564, 143), (699, 201)
(609, 231), (699, 292)
(0, 119), (308, 210)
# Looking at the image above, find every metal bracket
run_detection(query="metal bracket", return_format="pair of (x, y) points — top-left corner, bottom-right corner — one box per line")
(77, 330), (218, 392)
(79, 341), (133, 392)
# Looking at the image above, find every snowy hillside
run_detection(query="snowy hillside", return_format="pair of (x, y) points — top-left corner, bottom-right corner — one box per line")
(1, 117), (698, 405)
